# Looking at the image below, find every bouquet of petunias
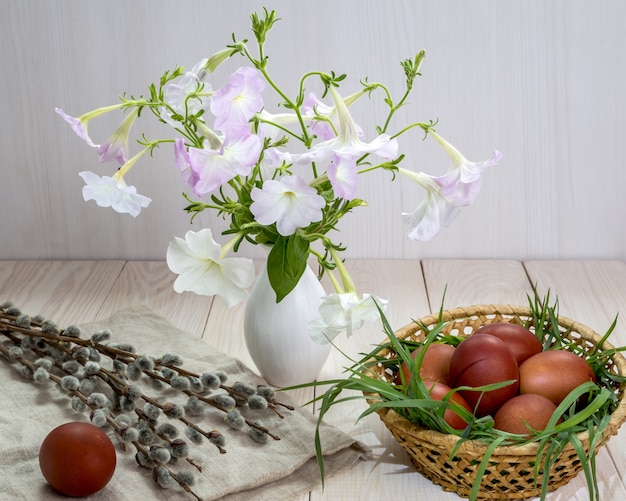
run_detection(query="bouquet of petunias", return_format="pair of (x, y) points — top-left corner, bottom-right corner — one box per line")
(56, 9), (501, 344)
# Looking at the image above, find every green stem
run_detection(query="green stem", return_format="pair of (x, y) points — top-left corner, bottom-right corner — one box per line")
(255, 115), (307, 143)
(262, 67), (311, 143)
(391, 121), (433, 141)
(329, 247), (356, 293)
(310, 173), (329, 189)
(380, 87), (410, 134)
(325, 268), (344, 294)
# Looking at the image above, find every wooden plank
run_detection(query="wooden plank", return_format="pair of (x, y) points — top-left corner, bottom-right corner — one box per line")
(0, 260), (15, 285)
(94, 261), (213, 338)
(525, 260), (626, 490)
(3, 260), (624, 499)
(422, 259), (533, 308)
(0, 260), (124, 325)
(524, 260), (626, 345)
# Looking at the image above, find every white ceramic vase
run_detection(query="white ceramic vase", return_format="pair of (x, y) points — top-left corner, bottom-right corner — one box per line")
(243, 263), (331, 387)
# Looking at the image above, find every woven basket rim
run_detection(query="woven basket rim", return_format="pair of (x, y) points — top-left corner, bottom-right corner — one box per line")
(370, 303), (626, 456)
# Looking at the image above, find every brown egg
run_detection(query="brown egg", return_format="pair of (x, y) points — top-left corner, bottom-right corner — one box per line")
(449, 333), (519, 417)
(396, 343), (456, 386)
(519, 349), (596, 405)
(474, 322), (543, 365)
(494, 393), (559, 436)
(39, 422), (116, 497)
(425, 380), (474, 431)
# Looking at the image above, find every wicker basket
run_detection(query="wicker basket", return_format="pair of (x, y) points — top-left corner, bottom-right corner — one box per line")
(367, 304), (626, 500)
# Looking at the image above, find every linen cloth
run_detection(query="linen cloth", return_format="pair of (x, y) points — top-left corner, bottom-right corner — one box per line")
(0, 305), (369, 500)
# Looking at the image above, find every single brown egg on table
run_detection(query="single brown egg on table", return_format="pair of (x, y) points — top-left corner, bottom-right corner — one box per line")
(39, 421), (116, 497)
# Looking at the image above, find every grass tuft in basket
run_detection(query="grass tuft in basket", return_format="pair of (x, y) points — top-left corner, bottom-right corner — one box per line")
(289, 291), (626, 500)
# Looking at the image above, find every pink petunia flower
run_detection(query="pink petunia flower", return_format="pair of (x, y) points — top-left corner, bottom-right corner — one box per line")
(56, 104), (124, 148)
(185, 134), (263, 197)
(294, 86), (398, 200)
(96, 107), (139, 165)
(210, 67), (265, 136)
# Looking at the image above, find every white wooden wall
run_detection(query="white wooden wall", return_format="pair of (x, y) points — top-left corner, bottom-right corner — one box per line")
(1, 0), (624, 261)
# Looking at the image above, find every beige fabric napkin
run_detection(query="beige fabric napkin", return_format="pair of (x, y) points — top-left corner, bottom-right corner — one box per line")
(0, 305), (369, 500)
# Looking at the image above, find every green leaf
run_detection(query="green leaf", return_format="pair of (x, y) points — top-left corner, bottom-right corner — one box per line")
(267, 234), (310, 302)
(469, 435), (506, 501)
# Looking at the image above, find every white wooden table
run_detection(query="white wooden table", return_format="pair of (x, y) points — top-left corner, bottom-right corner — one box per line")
(1, 259), (625, 500)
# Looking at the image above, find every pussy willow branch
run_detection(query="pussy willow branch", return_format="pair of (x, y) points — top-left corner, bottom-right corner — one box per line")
(0, 309), (292, 420)
(2, 318), (273, 446)
(153, 360), (295, 416)
(3, 315), (294, 417)
(138, 394), (227, 454)
(64, 346), (231, 457)
(0, 304), (296, 499)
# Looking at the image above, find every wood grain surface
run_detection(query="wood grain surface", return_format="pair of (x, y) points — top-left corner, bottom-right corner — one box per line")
(1, 259), (625, 499)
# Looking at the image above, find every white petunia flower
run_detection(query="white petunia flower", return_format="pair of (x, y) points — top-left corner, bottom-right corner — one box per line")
(159, 59), (213, 127)
(79, 171), (151, 217)
(166, 228), (255, 307)
(309, 292), (388, 344)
